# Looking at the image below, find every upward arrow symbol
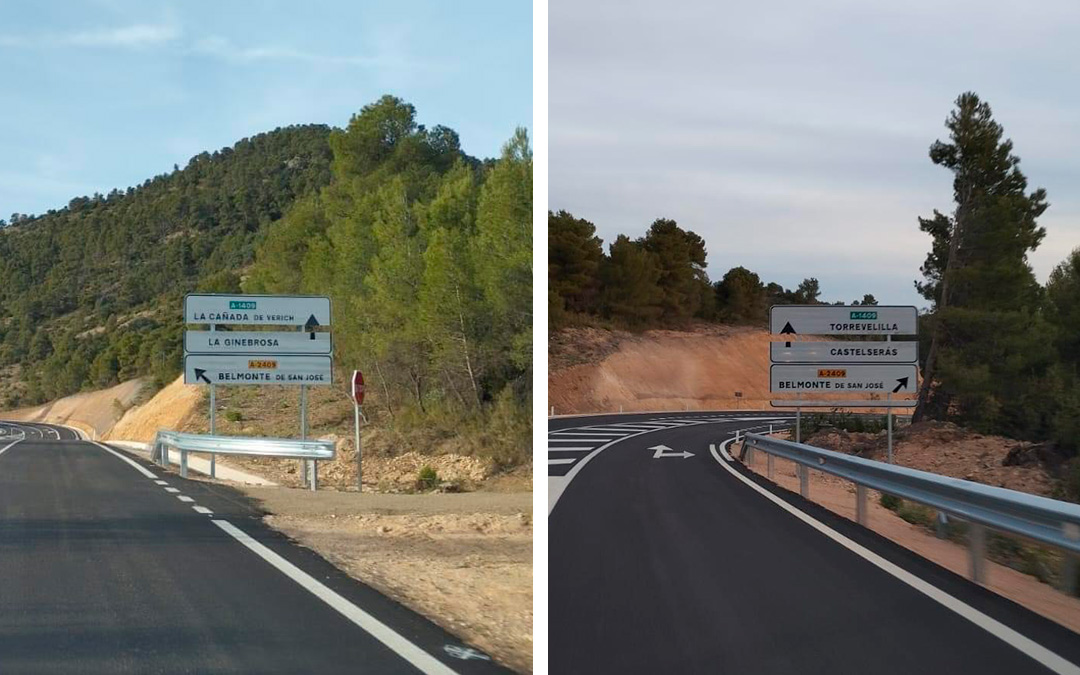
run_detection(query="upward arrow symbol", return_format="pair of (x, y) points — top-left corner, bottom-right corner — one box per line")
(779, 321), (797, 348)
(305, 314), (320, 340)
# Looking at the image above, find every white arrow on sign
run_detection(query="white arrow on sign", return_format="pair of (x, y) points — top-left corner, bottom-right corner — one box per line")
(650, 444), (694, 459)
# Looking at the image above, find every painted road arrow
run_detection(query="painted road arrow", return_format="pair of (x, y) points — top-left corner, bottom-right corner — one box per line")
(650, 444), (694, 459)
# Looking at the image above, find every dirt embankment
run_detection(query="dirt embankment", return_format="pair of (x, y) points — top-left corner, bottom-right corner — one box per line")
(3, 378), (149, 438)
(549, 324), (914, 414)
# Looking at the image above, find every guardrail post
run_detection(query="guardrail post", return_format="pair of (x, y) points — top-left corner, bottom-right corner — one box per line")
(799, 465), (809, 499)
(162, 443), (169, 469)
(855, 485), (867, 526)
(767, 453), (774, 480)
(180, 449), (188, 478)
(935, 511), (948, 539)
(1062, 523), (1079, 596)
(969, 523), (987, 584)
(310, 460), (318, 491)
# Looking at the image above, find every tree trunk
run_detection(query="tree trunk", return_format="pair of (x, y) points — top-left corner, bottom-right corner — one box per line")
(373, 358), (395, 421)
(455, 284), (482, 407)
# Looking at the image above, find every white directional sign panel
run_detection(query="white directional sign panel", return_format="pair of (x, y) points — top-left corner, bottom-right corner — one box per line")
(770, 364), (917, 394)
(771, 305), (917, 336)
(770, 341), (917, 364)
(185, 331), (332, 355)
(185, 355), (333, 386)
(184, 294), (332, 328)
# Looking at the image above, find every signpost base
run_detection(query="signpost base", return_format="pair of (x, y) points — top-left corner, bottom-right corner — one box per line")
(354, 403), (363, 492)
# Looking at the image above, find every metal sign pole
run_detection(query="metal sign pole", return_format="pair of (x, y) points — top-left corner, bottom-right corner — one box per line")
(796, 392), (802, 444)
(355, 402), (362, 492)
(209, 324), (217, 479)
(886, 334), (893, 464)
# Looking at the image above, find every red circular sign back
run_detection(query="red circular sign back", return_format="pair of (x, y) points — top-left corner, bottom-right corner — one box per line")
(351, 370), (365, 405)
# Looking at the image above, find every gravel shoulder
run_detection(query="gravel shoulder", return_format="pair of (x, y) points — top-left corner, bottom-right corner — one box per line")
(240, 486), (533, 674)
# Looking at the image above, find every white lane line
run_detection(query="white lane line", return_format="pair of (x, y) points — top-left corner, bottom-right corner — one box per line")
(547, 447), (592, 452)
(548, 458), (577, 465)
(165, 487), (180, 493)
(548, 437), (615, 442)
(707, 439), (1080, 675)
(211, 519), (459, 675)
(177, 495), (194, 503)
(154, 480), (169, 486)
(0, 440), (21, 456)
(94, 442), (158, 479)
(192, 506), (213, 515)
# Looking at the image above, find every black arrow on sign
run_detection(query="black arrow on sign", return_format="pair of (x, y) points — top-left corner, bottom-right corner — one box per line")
(194, 368), (212, 385)
(892, 377), (909, 393)
(305, 314), (320, 340)
(780, 321), (796, 348)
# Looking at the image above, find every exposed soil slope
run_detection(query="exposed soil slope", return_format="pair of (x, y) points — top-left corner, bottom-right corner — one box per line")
(549, 324), (912, 414)
(3, 377), (149, 438)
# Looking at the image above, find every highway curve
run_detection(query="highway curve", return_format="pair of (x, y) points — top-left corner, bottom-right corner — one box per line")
(0, 421), (508, 674)
(548, 411), (1080, 674)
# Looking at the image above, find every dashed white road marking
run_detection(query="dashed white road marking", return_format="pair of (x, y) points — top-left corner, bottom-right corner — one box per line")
(95, 442), (157, 479)
(547, 446), (592, 452)
(548, 458), (576, 465)
(212, 519), (459, 675)
(154, 480), (169, 486)
(192, 506), (213, 515)
(177, 495), (194, 503)
(707, 438), (1080, 675)
(165, 487), (180, 494)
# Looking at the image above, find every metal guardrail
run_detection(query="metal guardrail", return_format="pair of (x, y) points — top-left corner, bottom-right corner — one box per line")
(154, 430), (335, 491)
(740, 432), (1080, 594)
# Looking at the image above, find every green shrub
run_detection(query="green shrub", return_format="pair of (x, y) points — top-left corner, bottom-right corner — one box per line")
(879, 493), (901, 511)
(416, 465), (439, 491)
(224, 410), (243, 423)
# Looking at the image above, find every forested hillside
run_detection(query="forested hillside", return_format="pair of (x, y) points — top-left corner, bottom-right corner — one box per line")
(0, 125), (333, 405)
(0, 95), (532, 462)
(245, 97), (532, 461)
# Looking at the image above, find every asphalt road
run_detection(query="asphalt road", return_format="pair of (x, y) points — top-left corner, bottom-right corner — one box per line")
(0, 421), (509, 674)
(548, 411), (1080, 674)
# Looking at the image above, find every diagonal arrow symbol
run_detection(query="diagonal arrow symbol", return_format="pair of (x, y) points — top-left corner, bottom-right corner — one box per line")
(650, 444), (695, 459)
(194, 368), (212, 385)
(892, 376), (909, 394)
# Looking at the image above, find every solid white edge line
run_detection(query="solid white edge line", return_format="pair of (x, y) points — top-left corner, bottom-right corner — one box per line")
(94, 442), (158, 479)
(708, 437), (1080, 675)
(211, 519), (459, 675)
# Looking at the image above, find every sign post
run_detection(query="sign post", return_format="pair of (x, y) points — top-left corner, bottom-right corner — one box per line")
(769, 305), (918, 463)
(183, 293), (333, 488)
(352, 370), (365, 492)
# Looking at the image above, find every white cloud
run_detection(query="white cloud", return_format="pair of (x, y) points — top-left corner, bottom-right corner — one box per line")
(0, 23), (179, 49)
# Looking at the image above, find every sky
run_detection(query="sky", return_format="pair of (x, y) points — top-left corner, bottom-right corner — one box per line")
(0, 0), (531, 220)
(550, 0), (1080, 308)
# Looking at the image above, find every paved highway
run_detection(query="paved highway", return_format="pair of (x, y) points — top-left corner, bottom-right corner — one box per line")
(0, 420), (507, 674)
(548, 411), (1080, 674)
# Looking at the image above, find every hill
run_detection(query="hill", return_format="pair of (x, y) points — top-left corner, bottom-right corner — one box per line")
(0, 124), (333, 407)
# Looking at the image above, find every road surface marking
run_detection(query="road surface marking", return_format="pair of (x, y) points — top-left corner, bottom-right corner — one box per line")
(547, 446), (592, 452)
(154, 480), (168, 485)
(94, 442), (158, 479)
(548, 458), (577, 465)
(192, 506), (213, 515)
(211, 519), (459, 675)
(177, 495), (194, 503)
(165, 487), (180, 493)
(0, 440), (20, 456)
(708, 438), (1080, 675)
(548, 437), (618, 442)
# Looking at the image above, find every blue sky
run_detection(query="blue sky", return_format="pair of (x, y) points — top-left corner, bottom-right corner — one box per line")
(551, 0), (1080, 308)
(0, 0), (531, 219)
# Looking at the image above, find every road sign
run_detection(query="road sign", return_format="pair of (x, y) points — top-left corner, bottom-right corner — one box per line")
(351, 370), (365, 405)
(184, 294), (332, 328)
(185, 331), (332, 355)
(184, 355), (333, 386)
(770, 341), (917, 364)
(770, 364), (917, 394)
(771, 305), (917, 336)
